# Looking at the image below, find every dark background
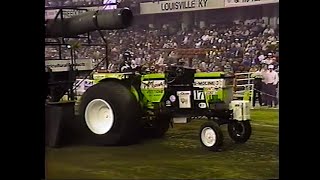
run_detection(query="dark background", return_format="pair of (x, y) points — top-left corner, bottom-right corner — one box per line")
(1, 0), (313, 179)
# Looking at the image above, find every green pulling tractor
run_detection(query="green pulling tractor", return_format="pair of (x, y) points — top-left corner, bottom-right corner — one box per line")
(79, 66), (252, 151)
(45, 7), (252, 151)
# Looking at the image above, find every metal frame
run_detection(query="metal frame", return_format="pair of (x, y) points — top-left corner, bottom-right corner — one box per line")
(45, 2), (119, 10)
(45, 7), (109, 102)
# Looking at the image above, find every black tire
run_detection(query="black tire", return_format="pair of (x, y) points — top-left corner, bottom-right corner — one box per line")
(199, 121), (224, 152)
(143, 114), (171, 139)
(227, 120), (252, 143)
(79, 81), (141, 145)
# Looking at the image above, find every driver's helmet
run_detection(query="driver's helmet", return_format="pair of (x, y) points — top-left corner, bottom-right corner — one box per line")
(123, 50), (133, 61)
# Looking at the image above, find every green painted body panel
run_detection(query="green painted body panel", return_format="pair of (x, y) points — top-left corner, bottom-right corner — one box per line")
(141, 89), (165, 103)
(243, 90), (251, 101)
(92, 73), (127, 84)
(141, 73), (165, 80)
(91, 71), (234, 107)
(217, 89), (223, 101)
(194, 72), (225, 78)
(202, 89), (221, 103)
(140, 74), (165, 103)
(194, 71), (233, 105)
(93, 73), (128, 81)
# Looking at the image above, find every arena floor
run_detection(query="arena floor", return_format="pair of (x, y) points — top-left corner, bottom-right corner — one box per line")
(45, 109), (279, 179)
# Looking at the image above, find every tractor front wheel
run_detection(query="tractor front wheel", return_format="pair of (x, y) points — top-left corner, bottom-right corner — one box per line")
(227, 120), (252, 143)
(199, 121), (224, 151)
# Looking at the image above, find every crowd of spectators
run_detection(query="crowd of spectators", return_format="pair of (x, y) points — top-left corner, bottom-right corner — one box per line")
(46, 18), (279, 74)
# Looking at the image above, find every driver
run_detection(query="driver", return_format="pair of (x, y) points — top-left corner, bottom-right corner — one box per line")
(119, 50), (134, 72)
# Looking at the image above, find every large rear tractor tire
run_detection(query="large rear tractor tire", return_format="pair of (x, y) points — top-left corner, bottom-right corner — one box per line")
(227, 120), (252, 143)
(79, 81), (141, 145)
(199, 121), (224, 152)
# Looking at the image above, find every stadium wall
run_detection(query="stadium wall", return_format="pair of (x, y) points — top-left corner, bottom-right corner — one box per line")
(139, 0), (279, 15)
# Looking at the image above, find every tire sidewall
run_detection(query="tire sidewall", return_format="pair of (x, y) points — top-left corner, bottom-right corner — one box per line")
(199, 121), (223, 151)
(79, 81), (141, 145)
(227, 120), (252, 143)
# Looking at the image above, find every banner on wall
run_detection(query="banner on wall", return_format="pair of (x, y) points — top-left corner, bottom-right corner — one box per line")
(45, 59), (94, 72)
(45, 1), (117, 20)
(140, 0), (224, 14)
(224, 0), (279, 7)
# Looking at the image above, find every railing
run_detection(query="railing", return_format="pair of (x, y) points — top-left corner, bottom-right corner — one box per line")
(234, 72), (279, 108)
(234, 72), (254, 107)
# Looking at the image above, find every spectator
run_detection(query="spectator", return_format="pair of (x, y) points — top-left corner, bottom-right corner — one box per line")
(263, 25), (275, 36)
(262, 53), (274, 65)
(260, 64), (268, 106)
(263, 64), (279, 108)
(241, 52), (251, 67)
(251, 65), (264, 108)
